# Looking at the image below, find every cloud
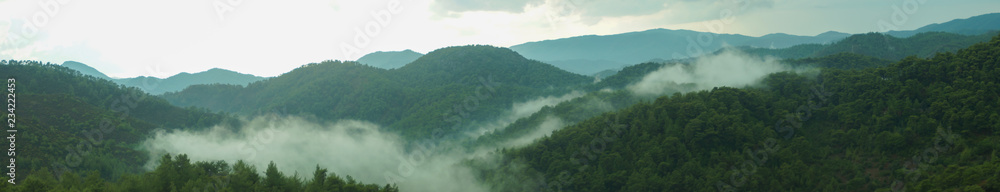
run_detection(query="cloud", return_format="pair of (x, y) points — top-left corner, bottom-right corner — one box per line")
(468, 91), (584, 136)
(627, 49), (790, 96)
(499, 116), (565, 147)
(431, 0), (543, 15)
(431, 0), (776, 25)
(142, 115), (490, 192)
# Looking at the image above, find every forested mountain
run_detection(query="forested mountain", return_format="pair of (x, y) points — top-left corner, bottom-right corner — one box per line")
(887, 12), (1000, 37)
(59, 61), (265, 95)
(356, 49), (424, 69)
(0, 60), (236, 181)
(162, 45), (591, 139)
(739, 31), (998, 60)
(470, 48), (894, 156)
(62, 61), (113, 80)
(3, 15), (998, 192)
(478, 33), (1000, 192)
(0, 61), (391, 191)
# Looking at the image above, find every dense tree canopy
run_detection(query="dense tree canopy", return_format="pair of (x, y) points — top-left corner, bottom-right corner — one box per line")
(478, 33), (1000, 191)
(0, 153), (397, 192)
(0, 61), (237, 183)
(162, 45), (592, 139)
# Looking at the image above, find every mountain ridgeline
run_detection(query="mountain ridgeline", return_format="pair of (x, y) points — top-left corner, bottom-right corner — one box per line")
(2, 13), (1000, 192)
(511, 13), (1000, 76)
(356, 49), (424, 69)
(161, 45), (591, 139)
(59, 61), (265, 95)
(737, 31), (999, 61)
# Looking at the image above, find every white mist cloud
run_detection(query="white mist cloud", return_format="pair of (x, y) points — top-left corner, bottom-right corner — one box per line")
(628, 50), (790, 96)
(141, 91), (593, 192)
(469, 91), (583, 135)
(500, 116), (565, 148)
(142, 115), (489, 192)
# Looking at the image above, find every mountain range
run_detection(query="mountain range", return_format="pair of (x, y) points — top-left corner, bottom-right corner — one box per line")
(736, 31), (999, 60)
(355, 49), (424, 69)
(5, 12), (1000, 192)
(161, 45), (590, 139)
(3, 32), (1000, 192)
(60, 61), (265, 95)
(508, 12), (1000, 75)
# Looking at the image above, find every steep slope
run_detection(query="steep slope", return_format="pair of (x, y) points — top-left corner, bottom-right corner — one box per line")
(162, 45), (591, 139)
(481, 34), (1000, 191)
(0, 60), (235, 181)
(356, 49), (424, 69)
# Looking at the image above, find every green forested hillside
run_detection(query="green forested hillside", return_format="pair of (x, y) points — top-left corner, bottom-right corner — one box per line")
(480, 34), (1000, 191)
(0, 61), (393, 191)
(0, 154), (397, 192)
(162, 45), (592, 139)
(0, 60), (236, 182)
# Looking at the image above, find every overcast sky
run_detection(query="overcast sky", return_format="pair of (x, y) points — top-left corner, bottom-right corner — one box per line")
(1, 0), (997, 78)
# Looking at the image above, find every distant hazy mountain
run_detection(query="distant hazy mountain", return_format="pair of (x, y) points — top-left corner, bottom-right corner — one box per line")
(738, 31), (998, 61)
(60, 61), (265, 95)
(887, 12), (1000, 37)
(509, 28), (849, 75)
(62, 61), (112, 80)
(510, 13), (1000, 75)
(356, 49), (424, 69)
(115, 68), (266, 95)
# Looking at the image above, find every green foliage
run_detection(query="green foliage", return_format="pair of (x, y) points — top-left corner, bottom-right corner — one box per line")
(0, 154), (397, 192)
(480, 34), (1000, 191)
(0, 61), (237, 184)
(161, 45), (592, 139)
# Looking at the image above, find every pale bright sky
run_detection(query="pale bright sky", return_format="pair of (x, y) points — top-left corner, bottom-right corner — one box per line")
(1, 0), (997, 78)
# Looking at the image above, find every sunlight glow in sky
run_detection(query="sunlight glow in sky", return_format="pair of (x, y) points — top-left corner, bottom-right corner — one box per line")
(1, 0), (997, 78)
